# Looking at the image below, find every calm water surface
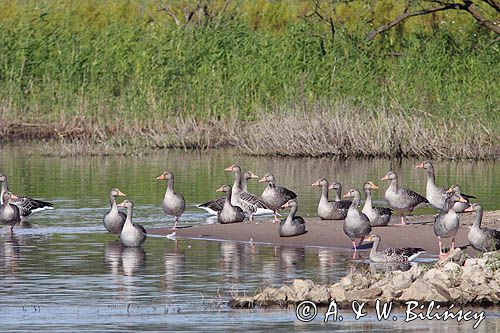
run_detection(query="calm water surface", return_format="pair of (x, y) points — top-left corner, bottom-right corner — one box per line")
(0, 148), (498, 331)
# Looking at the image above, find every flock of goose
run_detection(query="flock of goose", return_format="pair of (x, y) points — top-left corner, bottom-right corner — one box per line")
(0, 160), (499, 264)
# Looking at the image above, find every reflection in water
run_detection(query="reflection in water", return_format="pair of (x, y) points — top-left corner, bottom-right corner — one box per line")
(368, 261), (412, 274)
(0, 233), (21, 276)
(219, 241), (243, 282)
(162, 240), (185, 292)
(104, 241), (146, 276)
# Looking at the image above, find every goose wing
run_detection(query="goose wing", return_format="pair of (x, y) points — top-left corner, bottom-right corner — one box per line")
(11, 195), (54, 217)
(198, 197), (225, 213)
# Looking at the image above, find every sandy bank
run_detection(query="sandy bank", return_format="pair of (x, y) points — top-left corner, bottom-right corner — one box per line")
(147, 211), (500, 256)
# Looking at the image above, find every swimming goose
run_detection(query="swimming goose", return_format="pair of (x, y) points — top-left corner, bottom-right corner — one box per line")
(465, 203), (500, 252)
(215, 185), (245, 224)
(259, 173), (297, 223)
(362, 181), (393, 226)
(342, 189), (372, 259)
(157, 171), (186, 230)
(365, 234), (425, 263)
(279, 199), (306, 237)
(225, 165), (270, 222)
(433, 193), (467, 258)
(381, 171), (427, 225)
(0, 192), (21, 233)
(0, 174), (53, 217)
(446, 185), (475, 213)
(416, 161), (447, 210)
(117, 200), (147, 247)
(312, 179), (350, 220)
(103, 188), (127, 234)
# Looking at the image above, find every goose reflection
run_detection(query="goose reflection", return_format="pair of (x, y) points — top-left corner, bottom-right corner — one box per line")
(262, 245), (305, 284)
(369, 261), (412, 274)
(161, 239), (185, 292)
(104, 241), (146, 276)
(218, 241), (243, 281)
(0, 233), (21, 276)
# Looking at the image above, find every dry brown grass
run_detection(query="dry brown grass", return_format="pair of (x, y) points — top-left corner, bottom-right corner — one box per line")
(0, 103), (498, 159)
(236, 103), (498, 160)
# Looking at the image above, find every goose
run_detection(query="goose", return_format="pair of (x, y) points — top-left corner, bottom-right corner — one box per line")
(157, 171), (186, 230)
(117, 200), (147, 247)
(215, 185), (245, 224)
(224, 165), (270, 222)
(278, 199), (306, 237)
(197, 169), (272, 216)
(416, 161), (447, 210)
(342, 189), (372, 259)
(312, 179), (350, 220)
(381, 170), (427, 225)
(433, 193), (467, 258)
(0, 192), (21, 233)
(365, 234), (425, 263)
(259, 173), (296, 223)
(446, 184), (475, 213)
(0, 173), (53, 217)
(362, 181), (393, 226)
(328, 182), (352, 207)
(465, 203), (500, 252)
(103, 188), (127, 234)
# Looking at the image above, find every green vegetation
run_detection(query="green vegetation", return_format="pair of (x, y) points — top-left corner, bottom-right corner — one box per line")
(0, 1), (498, 158)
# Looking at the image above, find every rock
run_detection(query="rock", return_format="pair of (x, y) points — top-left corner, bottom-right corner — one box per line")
(329, 284), (347, 303)
(437, 248), (466, 266)
(293, 279), (315, 299)
(391, 272), (413, 290)
(309, 285), (330, 304)
(399, 278), (449, 302)
(346, 287), (382, 302)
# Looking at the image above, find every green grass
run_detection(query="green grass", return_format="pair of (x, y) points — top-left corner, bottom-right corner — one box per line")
(0, 1), (498, 158)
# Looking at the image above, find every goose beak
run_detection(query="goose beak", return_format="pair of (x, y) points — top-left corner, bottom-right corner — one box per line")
(381, 175), (389, 181)
(224, 165), (234, 172)
(446, 187), (453, 193)
(156, 174), (166, 180)
(281, 202), (290, 209)
(10, 194), (18, 200)
(342, 192), (350, 198)
(328, 184), (334, 190)
(311, 181), (320, 187)
(117, 190), (126, 196)
(117, 202), (125, 207)
(215, 186), (224, 192)
(370, 182), (379, 189)
(458, 196), (468, 203)
(249, 172), (259, 179)
(258, 176), (266, 182)
(464, 206), (473, 212)
(365, 235), (374, 242)
(416, 163), (424, 169)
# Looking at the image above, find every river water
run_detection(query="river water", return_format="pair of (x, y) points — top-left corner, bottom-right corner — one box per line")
(0, 147), (498, 331)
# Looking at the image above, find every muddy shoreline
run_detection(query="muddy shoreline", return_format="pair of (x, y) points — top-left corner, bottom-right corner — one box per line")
(147, 211), (500, 256)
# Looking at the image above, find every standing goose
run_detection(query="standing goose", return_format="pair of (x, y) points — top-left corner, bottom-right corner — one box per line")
(278, 199), (306, 237)
(381, 171), (427, 225)
(433, 193), (467, 258)
(446, 185), (475, 213)
(259, 173), (297, 223)
(465, 203), (500, 252)
(225, 165), (270, 222)
(362, 181), (393, 226)
(215, 185), (245, 224)
(157, 171), (186, 230)
(197, 170), (260, 214)
(117, 200), (147, 247)
(312, 179), (350, 220)
(416, 161), (447, 210)
(342, 189), (372, 259)
(0, 192), (21, 233)
(365, 234), (425, 263)
(103, 188), (127, 234)
(0, 174), (53, 217)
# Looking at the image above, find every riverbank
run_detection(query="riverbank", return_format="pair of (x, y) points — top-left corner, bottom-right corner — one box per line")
(148, 210), (500, 256)
(229, 249), (500, 308)
(1, 104), (499, 159)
